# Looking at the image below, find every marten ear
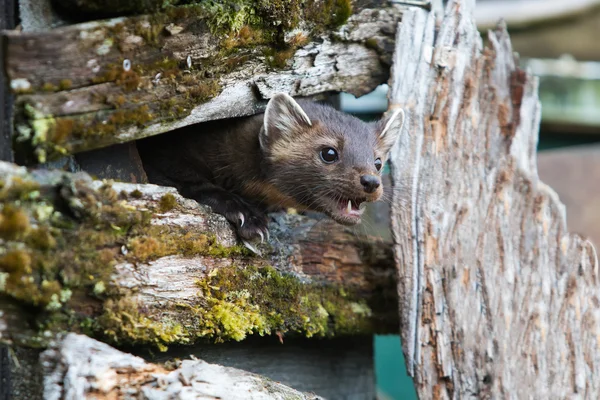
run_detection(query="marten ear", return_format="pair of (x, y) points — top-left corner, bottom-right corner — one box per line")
(377, 108), (405, 154)
(260, 93), (312, 149)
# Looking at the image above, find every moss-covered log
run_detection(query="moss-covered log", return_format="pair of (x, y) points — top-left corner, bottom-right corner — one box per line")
(0, 161), (397, 351)
(4, 1), (403, 164)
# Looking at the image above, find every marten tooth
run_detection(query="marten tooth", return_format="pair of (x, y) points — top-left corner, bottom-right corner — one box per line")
(359, 202), (366, 210)
(347, 200), (352, 213)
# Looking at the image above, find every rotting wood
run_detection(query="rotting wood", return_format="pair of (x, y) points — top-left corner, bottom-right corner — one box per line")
(388, 1), (600, 398)
(3, 1), (404, 164)
(40, 333), (323, 399)
(0, 161), (398, 351)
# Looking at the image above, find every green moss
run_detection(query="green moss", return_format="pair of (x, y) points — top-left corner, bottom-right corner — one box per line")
(40, 79), (73, 92)
(91, 264), (375, 351)
(93, 64), (141, 92)
(100, 298), (187, 352)
(134, 17), (166, 45)
(0, 177), (40, 202)
(305, 0), (353, 31)
(42, 82), (58, 92)
(127, 227), (250, 263)
(263, 47), (296, 69)
(158, 193), (177, 212)
(364, 37), (379, 50)
(187, 80), (222, 102)
(0, 206), (31, 240)
(59, 79), (73, 90)
(26, 227), (57, 250)
(130, 189), (143, 198)
(194, 265), (374, 342)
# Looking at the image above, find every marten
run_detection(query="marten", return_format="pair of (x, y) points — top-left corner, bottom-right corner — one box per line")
(137, 93), (404, 250)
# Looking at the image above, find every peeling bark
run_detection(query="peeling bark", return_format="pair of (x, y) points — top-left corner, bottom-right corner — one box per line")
(388, 1), (600, 398)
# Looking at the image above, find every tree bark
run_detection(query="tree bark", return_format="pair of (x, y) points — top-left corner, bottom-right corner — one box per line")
(0, 161), (397, 350)
(3, 1), (403, 164)
(40, 333), (323, 399)
(389, 1), (599, 398)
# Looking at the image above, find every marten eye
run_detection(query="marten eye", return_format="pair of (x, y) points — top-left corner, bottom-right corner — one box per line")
(320, 147), (339, 163)
(375, 158), (382, 171)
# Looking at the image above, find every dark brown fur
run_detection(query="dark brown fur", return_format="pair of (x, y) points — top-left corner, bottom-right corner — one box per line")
(137, 95), (402, 241)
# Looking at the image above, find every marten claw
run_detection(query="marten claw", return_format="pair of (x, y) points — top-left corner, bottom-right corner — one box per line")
(238, 212), (245, 227)
(242, 240), (261, 256)
(265, 229), (270, 241)
(258, 231), (264, 243)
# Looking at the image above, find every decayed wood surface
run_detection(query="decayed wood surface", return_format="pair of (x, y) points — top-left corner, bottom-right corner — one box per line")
(389, 1), (600, 398)
(0, 161), (397, 349)
(40, 333), (322, 399)
(4, 2), (403, 163)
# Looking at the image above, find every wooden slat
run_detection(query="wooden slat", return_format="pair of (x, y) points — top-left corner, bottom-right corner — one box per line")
(3, 2), (403, 164)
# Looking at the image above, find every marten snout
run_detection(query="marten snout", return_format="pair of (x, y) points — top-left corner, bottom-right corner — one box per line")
(360, 175), (381, 194)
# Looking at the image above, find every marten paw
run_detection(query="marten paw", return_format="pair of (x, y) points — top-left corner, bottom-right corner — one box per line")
(223, 203), (269, 245)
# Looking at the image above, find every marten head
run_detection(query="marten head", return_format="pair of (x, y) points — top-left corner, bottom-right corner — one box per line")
(259, 93), (404, 225)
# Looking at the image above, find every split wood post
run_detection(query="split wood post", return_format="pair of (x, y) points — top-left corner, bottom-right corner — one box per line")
(388, 1), (600, 398)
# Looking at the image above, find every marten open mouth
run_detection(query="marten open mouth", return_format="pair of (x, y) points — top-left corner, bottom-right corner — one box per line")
(325, 196), (369, 225)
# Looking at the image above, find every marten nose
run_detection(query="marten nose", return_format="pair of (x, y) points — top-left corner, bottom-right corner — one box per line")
(360, 175), (380, 193)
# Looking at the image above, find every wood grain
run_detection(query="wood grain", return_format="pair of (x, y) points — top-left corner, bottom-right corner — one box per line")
(0, 161), (398, 349)
(4, 3), (404, 163)
(388, 1), (599, 398)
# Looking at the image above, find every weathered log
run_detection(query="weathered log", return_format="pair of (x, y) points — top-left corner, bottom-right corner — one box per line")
(39, 333), (323, 399)
(4, 1), (404, 164)
(0, 161), (397, 351)
(388, 1), (599, 398)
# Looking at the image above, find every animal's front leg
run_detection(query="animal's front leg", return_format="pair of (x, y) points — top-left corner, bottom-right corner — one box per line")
(181, 183), (269, 243)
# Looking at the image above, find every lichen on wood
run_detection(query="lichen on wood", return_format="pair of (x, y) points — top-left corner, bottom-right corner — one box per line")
(5, 0), (400, 164)
(0, 161), (398, 351)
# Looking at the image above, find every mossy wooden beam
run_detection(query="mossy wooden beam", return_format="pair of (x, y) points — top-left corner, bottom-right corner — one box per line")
(3, 1), (403, 164)
(0, 161), (398, 351)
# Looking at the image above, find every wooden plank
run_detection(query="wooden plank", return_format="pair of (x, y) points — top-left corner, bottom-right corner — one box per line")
(388, 1), (599, 398)
(4, 2), (404, 164)
(0, 161), (398, 350)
